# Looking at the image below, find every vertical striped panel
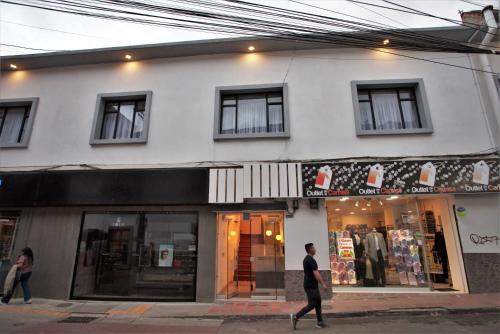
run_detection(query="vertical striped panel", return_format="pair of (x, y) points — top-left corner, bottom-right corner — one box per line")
(297, 163), (303, 197)
(261, 163), (270, 198)
(217, 169), (226, 203)
(243, 164), (252, 198)
(226, 169), (235, 203)
(235, 168), (244, 203)
(287, 163), (298, 197)
(270, 164), (279, 198)
(208, 169), (218, 203)
(278, 163), (288, 198)
(252, 164), (261, 198)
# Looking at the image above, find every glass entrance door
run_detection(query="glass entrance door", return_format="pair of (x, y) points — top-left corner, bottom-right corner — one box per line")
(216, 211), (285, 300)
(250, 212), (285, 299)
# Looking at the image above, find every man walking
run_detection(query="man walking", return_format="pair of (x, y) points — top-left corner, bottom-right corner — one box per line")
(290, 243), (328, 329)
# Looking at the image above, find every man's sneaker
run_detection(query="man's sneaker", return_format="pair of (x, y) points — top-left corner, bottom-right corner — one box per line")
(315, 321), (328, 328)
(290, 313), (298, 330)
(24, 299), (32, 304)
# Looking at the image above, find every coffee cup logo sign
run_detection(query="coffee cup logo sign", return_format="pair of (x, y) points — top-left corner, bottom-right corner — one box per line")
(473, 160), (490, 185)
(419, 162), (436, 187)
(315, 165), (333, 190)
(301, 158), (499, 197)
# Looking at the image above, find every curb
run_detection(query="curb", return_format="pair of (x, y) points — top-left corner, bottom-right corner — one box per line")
(138, 306), (500, 321)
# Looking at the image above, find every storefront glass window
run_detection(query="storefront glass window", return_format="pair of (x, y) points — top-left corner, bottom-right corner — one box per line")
(72, 212), (198, 301)
(327, 197), (431, 288)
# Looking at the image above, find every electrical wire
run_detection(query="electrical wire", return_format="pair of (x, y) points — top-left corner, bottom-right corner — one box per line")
(0, 43), (67, 52)
(2, 0), (498, 74)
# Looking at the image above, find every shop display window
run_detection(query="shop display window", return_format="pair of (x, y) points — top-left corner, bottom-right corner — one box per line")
(71, 212), (198, 301)
(327, 197), (431, 288)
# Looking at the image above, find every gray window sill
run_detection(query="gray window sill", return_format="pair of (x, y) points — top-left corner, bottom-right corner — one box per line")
(90, 138), (148, 145)
(214, 132), (290, 140)
(356, 128), (433, 136)
(0, 143), (29, 148)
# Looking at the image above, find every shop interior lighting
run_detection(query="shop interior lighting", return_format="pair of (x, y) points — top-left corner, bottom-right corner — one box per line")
(248, 45), (255, 51)
(230, 230), (237, 237)
(349, 211), (355, 215)
(361, 208), (367, 211)
(125, 54), (132, 60)
(379, 200), (383, 206)
(355, 201), (359, 207)
(335, 208), (341, 211)
(339, 197), (349, 202)
(9, 64), (17, 69)
(275, 234), (282, 241)
(265, 229), (273, 236)
(383, 39), (390, 45)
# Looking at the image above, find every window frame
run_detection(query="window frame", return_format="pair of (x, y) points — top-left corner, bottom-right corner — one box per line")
(213, 83), (290, 140)
(90, 91), (152, 145)
(351, 79), (433, 136)
(0, 97), (39, 148)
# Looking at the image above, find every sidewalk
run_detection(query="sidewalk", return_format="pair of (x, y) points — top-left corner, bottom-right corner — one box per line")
(0, 293), (499, 321)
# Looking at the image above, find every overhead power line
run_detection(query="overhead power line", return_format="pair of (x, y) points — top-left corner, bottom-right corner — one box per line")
(0, 43), (67, 52)
(1, 0), (498, 74)
(0, 19), (123, 41)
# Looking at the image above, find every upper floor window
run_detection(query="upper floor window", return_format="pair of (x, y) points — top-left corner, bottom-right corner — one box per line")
(101, 99), (145, 140)
(90, 91), (152, 145)
(0, 98), (38, 148)
(214, 84), (290, 140)
(352, 79), (433, 136)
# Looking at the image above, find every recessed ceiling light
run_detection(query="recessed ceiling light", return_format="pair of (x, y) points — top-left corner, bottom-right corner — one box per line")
(335, 208), (341, 211)
(339, 197), (349, 202)
(248, 45), (255, 51)
(349, 211), (355, 215)
(383, 39), (390, 45)
(9, 64), (17, 69)
(407, 210), (413, 213)
(361, 208), (367, 211)
(125, 54), (132, 60)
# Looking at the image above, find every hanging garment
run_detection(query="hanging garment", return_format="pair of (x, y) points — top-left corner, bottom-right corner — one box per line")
(3, 264), (18, 295)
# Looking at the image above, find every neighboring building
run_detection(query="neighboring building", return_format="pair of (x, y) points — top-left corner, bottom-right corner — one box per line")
(0, 21), (499, 302)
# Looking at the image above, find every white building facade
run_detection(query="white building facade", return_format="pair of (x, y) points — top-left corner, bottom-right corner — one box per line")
(0, 25), (499, 302)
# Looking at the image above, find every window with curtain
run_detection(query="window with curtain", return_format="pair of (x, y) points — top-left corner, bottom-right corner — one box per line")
(357, 88), (421, 131)
(0, 105), (30, 145)
(100, 99), (145, 140)
(220, 91), (284, 135)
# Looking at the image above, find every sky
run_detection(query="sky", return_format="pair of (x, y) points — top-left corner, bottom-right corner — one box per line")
(0, 0), (498, 56)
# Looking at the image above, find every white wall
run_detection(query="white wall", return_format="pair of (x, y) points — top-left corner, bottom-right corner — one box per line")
(454, 194), (500, 254)
(0, 48), (493, 169)
(284, 200), (329, 270)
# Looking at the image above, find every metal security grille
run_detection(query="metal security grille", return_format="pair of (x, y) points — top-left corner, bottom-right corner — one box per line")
(209, 163), (302, 203)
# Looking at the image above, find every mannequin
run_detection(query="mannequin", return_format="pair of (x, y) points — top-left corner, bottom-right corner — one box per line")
(433, 227), (449, 283)
(350, 229), (365, 282)
(365, 228), (387, 287)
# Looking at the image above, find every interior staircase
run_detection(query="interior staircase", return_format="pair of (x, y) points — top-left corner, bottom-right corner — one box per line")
(237, 234), (254, 284)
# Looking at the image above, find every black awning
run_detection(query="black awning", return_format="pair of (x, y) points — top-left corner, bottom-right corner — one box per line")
(0, 168), (208, 207)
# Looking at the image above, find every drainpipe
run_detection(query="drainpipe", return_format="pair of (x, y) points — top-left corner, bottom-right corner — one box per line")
(475, 6), (500, 148)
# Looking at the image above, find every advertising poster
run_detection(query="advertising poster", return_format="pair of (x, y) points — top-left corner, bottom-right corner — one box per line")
(158, 244), (174, 267)
(337, 237), (355, 259)
(302, 158), (499, 198)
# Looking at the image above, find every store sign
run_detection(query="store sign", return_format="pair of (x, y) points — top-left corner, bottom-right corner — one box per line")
(337, 237), (355, 259)
(302, 158), (500, 197)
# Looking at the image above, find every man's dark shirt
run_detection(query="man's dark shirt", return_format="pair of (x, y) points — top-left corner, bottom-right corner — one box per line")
(303, 254), (319, 289)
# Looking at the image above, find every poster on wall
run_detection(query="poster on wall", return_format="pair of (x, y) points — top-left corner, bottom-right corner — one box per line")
(158, 244), (174, 267)
(302, 157), (500, 198)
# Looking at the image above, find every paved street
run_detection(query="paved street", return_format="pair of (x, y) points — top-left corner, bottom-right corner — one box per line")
(219, 312), (500, 333)
(0, 309), (498, 334)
